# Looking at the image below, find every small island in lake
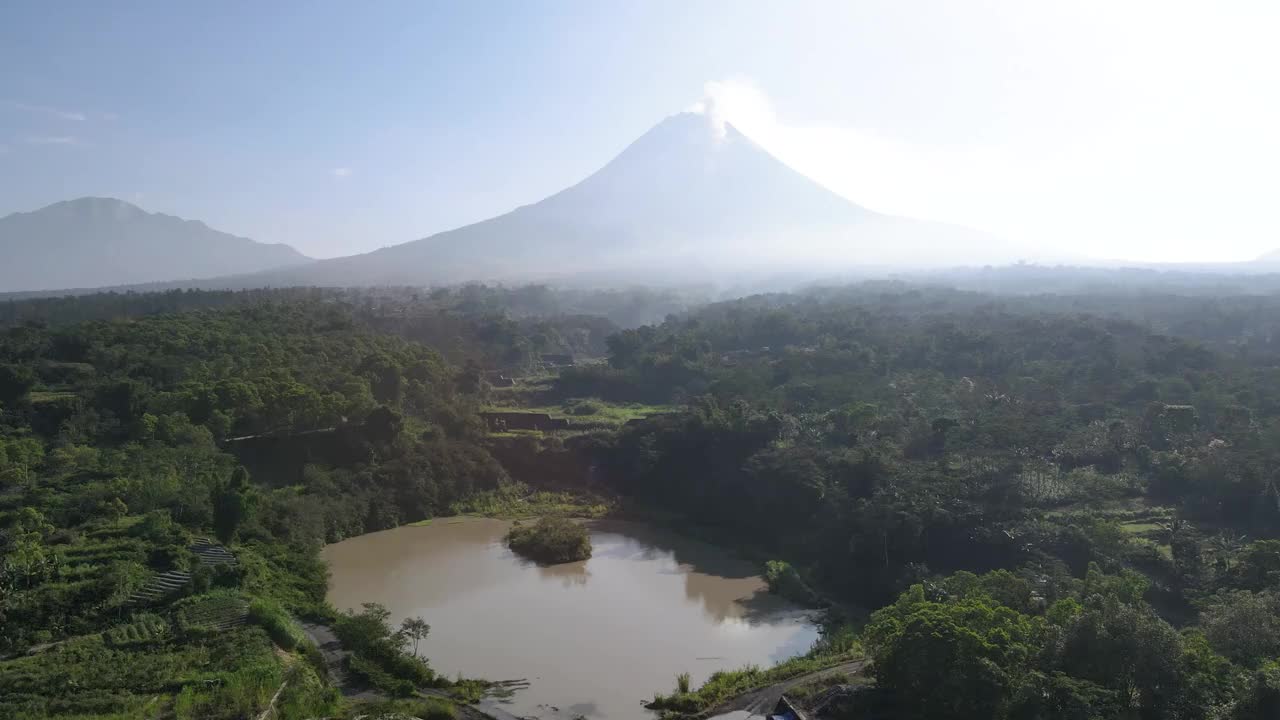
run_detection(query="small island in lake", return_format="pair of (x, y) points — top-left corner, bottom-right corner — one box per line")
(506, 516), (593, 564)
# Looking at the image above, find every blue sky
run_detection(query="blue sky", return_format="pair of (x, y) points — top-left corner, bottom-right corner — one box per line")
(3, 1), (1279, 261)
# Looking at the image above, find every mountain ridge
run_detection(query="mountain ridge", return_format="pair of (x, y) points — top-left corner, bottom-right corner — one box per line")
(12, 115), (1280, 295)
(0, 197), (310, 292)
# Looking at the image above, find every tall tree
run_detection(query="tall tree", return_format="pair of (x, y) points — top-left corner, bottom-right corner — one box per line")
(399, 616), (431, 658)
(212, 466), (256, 544)
(0, 364), (35, 407)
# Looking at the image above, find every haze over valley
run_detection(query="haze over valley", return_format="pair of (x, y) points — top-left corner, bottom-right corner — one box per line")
(2, 108), (1023, 294)
(4, 106), (1280, 294)
(6, 4), (1280, 720)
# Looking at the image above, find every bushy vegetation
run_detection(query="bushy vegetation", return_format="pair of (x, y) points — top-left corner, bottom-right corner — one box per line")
(333, 602), (436, 696)
(0, 626), (281, 719)
(763, 559), (821, 606)
(0, 297), (506, 716)
(248, 597), (305, 649)
(648, 636), (863, 716)
(579, 284), (1280, 717)
(8, 278), (1280, 718)
(861, 566), (1246, 719)
(449, 480), (612, 519)
(103, 613), (169, 647)
(274, 661), (342, 719)
(505, 516), (593, 564)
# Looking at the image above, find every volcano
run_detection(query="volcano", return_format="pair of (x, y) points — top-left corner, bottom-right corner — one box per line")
(232, 111), (1004, 287)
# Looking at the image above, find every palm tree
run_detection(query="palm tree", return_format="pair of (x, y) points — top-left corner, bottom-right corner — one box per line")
(1211, 531), (1248, 573)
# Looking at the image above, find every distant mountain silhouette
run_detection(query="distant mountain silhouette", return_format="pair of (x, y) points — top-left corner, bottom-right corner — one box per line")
(0, 198), (309, 292)
(1257, 248), (1280, 264)
(237, 112), (1005, 287)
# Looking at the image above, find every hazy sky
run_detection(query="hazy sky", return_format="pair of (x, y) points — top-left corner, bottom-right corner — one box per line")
(2, 1), (1278, 262)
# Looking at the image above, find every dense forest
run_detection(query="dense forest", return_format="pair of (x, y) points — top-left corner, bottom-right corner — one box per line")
(575, 286), (1280, 718)
(0, 298), (509, 718)
(0, 283), (698, 332)
(2, 280), (1280, 719)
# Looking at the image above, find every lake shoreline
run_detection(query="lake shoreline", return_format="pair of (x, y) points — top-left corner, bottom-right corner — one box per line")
(323, 516), (823, 720)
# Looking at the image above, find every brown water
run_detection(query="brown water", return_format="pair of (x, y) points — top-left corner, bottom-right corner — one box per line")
(323, 518), (819, 720)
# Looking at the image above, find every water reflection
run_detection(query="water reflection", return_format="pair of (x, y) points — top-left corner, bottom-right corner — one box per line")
(323, 517), (818, 720)
(587, 520), (799, 625)
(587, 520), (758, 579)
(535, 558), (590, 587)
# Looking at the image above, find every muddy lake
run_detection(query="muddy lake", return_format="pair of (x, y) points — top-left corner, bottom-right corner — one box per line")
(323, 518), (820, 720)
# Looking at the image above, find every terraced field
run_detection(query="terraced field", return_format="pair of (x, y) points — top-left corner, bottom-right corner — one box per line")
(104, 614), (170, 647)
(174, 592), (249, 633)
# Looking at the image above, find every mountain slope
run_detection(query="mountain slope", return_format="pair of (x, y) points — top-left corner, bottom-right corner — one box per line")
(240, 113), (1005, 287)
(0, 198), (310, 292)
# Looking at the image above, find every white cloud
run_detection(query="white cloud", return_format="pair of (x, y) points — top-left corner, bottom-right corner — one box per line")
(697, 76), (1280, 264)
(13, 102), (86, 121)
(691, 78), (775, 139)
(330, 167), (352, 179)
(24, 135), (79, 145)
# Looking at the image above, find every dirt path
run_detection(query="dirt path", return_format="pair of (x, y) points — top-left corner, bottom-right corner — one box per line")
(703, 660), (868, 719)
(299, 621), (386, 702)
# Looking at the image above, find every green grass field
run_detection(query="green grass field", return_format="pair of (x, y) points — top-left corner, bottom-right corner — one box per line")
(481, 399), (672, 428)
(1118, 521), (1164, 535)
(27, 391), (77, 404)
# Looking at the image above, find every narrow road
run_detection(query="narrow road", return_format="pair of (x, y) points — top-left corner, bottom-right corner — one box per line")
(704, 660), (868, 719)
(299, 621), (385, 702)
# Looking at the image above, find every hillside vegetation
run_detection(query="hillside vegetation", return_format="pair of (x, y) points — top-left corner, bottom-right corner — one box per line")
(0, 299), (502, 718)
(3, 281), (1280, 718)
(573, 286), (1280, 718)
